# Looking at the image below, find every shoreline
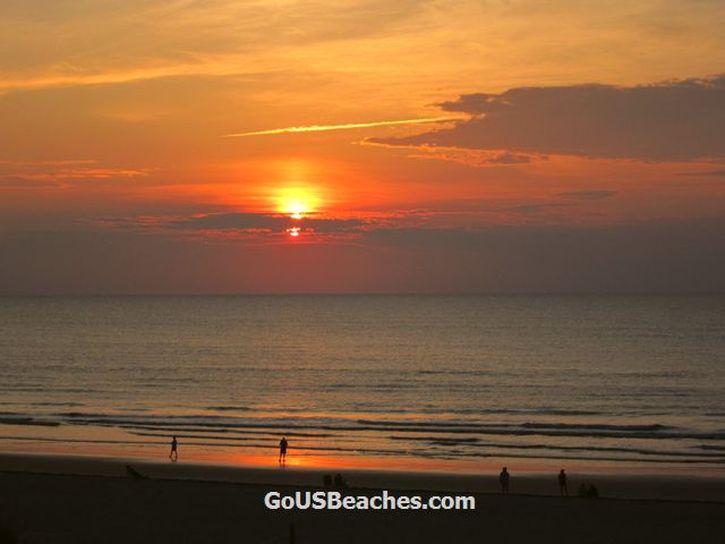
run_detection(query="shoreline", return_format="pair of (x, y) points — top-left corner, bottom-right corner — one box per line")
(3, 428), (724, 480)
(2, 451), (725, 502)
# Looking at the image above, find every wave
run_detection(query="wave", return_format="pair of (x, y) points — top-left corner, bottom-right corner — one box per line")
(698, 445), (725, 452)
(204, 404), (606, 417)
(2, 409), (723, 442)
(2, 432), (723, 465)
(519, 422), (670, 432)
(387, 435), (725, 459)
(0, 416), (60, 427)
(31, 401), (86, 407)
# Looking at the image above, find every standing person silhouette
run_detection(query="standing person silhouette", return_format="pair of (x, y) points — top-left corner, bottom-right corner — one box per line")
(279, 437), (288, 464)
(558, 469), (568, 496)
(169, 436), (178, 462)
(499, 467), (510, 495)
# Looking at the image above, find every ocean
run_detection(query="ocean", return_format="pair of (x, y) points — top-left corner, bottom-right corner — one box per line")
(1, 295), (724, 474)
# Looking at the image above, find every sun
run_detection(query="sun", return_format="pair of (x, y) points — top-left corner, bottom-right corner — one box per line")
(286, 200), (307, 220)
(276, 186), (320, 219)
(272, 184), (324, 238)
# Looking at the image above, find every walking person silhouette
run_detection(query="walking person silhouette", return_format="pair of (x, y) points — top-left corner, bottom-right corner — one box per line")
(499, 467), (510, 495)
(169, 436), (178, 462)
(558, 469), (568, 496)
(279, 436), (288, 464)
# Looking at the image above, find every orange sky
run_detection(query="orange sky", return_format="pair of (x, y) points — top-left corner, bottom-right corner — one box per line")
(1, 1), (724, 293)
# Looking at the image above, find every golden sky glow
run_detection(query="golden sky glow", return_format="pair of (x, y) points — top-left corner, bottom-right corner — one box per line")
(1, 1), (724, 293)
(279, 189), (314, 218)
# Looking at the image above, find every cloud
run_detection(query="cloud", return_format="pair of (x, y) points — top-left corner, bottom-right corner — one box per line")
(171, 212), (365, 233)
(503, 202), (572, 215)
(372, 75), (725, 161)
(360, 141), (543, 168)
(678, 169), (725, 177)
(222, 117), (457, 138)
(0, 160), (149, 187)
(7, 217), (724, 294)
(88, 211), (368, 238)
(0, 176), (62, 188)
(0, 0), (433, 93)
(358, 218), (725, 293)
(0, 63), (221, 93)
(556, 190), (617, 200)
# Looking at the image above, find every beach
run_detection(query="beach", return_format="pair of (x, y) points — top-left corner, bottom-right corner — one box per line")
(1, 297), (724, 542)
(1, 453), (724, 544)
(2, 297), (724, 542)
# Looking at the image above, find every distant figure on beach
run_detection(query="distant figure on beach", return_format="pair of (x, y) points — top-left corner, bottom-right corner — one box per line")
(558, 469), (568, 496)
(499, 467), (510, 495)
(279, 436), (288, 464)
(577, 482), (599, 498)
(334, 473), (348, 488)
(169, 436), (178, 462)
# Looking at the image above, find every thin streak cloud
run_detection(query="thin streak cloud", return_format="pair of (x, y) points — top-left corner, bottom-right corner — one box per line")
(0, 57), (258, 93)
(221, 117), (459, 137)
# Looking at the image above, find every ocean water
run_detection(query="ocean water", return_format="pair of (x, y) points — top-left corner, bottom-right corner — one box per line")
(1, 295), (724, 473)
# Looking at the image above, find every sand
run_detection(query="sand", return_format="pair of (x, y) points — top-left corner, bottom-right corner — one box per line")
(1, 453), (724, 543)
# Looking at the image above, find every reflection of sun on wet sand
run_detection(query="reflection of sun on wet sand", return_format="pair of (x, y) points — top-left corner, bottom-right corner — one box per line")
(1, 453), (724, 544)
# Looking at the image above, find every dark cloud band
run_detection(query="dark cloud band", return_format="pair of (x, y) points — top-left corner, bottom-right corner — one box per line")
(373, 75), (725, 161)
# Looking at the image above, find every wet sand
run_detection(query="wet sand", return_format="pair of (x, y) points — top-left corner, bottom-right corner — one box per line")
(1, 453), (724, 543)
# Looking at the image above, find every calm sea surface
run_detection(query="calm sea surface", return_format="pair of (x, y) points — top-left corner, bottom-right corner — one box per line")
(1, 295), (724, 473)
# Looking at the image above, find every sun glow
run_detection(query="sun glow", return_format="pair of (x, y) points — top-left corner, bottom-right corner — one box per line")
(287, 201), (306, 219)
(276, 186), (321, 219)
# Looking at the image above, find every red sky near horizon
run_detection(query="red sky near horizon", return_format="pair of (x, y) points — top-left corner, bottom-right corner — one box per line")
(1, 1), (724, 294)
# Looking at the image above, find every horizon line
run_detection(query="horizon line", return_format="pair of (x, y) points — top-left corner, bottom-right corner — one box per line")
(1, 291), (723, 298)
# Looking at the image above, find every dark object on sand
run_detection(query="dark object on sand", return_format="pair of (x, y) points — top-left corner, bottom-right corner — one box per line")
(323, 474), (332, 487)
(577, 482), (599, 498)
(125, 465), (148, 479)
(334, 473), (348, 488)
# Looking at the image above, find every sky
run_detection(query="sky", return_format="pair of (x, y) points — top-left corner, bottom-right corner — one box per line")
(1, 0), (724, 294)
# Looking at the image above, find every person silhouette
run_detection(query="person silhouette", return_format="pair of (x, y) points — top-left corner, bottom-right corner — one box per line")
(279, 437), (288, 464)
(333, 473), (348, 488)
(169, 436), (178, 462)
(558, 469), (568, 496)
(499, 467), (510, 495)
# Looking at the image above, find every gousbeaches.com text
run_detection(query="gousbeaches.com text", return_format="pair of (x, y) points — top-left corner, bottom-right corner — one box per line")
(263, 490), (476, 511)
